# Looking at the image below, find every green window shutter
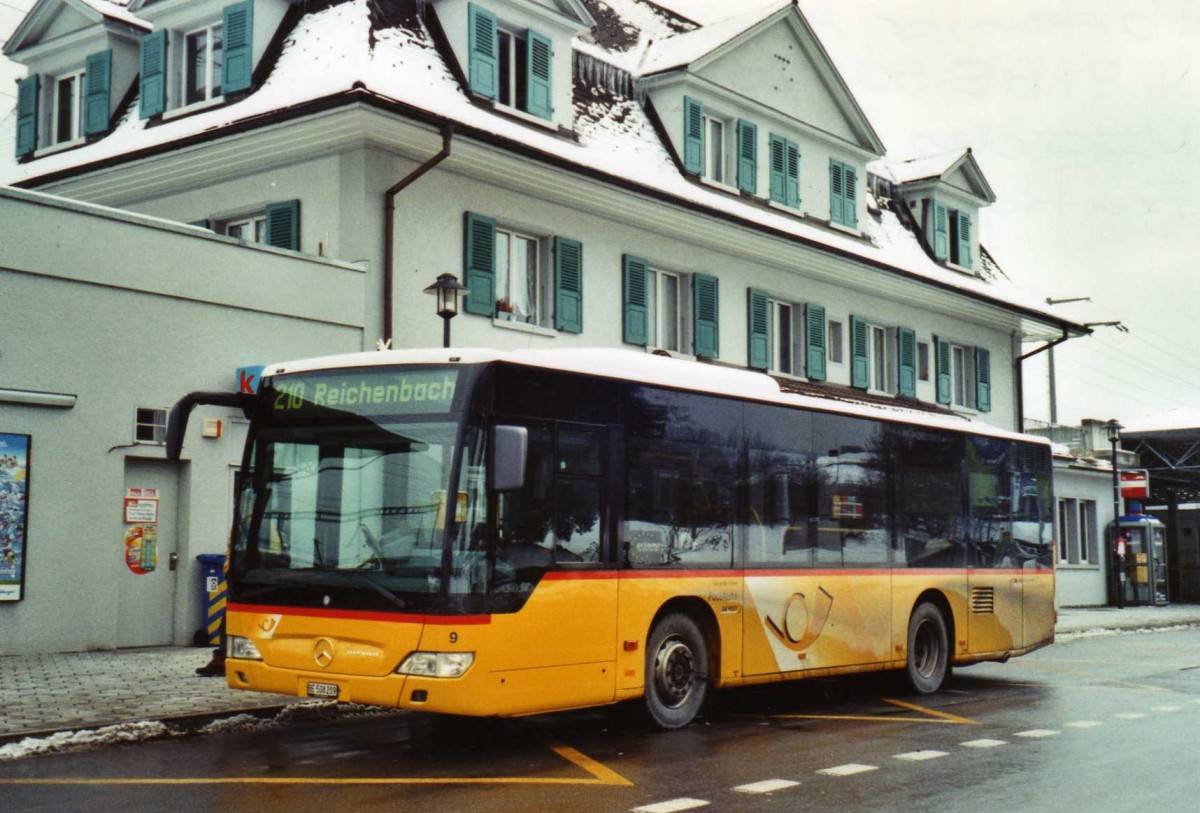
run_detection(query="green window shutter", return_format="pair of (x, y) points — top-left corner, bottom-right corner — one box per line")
(829, 160), (844, 224)
(463, 212), (497, 316)
(693, 273), (719, 359)
(683, 96), (704, 175)
(975, 347), (991, 412)
(849, 315), (869, 389)
(139, 29), (167, 119)
(525, 29), (553, 119)
(933, 201), (949, 260)
(223, 1), (255, 94)
(785, 140), (800, 208)
(15, 75), (39, 158)
(736, 120), (757, 194)
(897, 327), (916, 398)
(769, 134), (786, 204)
(264, 200), (300, 250)
(747, 288), (769, 370)
(83, 50), (112, 136)
(805, 303), (826, 381)
(843, 165), (857, 227)
(468, 3), (498, 100)
(553, 237), (583, 333)
(622, 254), (649, 346)
(958, 212), (972, 268)
(935, 338), (952, 405)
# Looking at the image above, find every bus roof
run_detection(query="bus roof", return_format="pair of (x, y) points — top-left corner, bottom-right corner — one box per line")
(263, 347), (1047, 446)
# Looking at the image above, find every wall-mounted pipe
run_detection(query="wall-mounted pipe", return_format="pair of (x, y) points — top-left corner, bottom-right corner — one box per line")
(1015, 326), (1075, 431)
(382, 124), (454, 346)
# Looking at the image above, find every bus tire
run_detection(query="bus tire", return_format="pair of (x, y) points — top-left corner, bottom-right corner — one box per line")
(645, 613), (709, 729)
(905, 602), (949, 694)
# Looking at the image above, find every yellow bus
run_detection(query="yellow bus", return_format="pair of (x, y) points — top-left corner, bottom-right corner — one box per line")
(171, 348), (1054, 729)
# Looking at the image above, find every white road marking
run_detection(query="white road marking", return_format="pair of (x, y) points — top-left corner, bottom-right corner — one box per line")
(1152, 706), (1182, 712)
(632, 799), (710, 813)
(893, 750), (950, 762)
(1015, 729), (1059, 739)
(1114, 713), (1146, 720)
(817, 763), (878, 777)
(1065, 721), (1103, 729)
(961, 739), (1008, 748)
(733, 779), (800, 794)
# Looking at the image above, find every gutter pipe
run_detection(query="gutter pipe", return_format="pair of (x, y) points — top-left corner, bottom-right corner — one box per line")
(1014, 326), (1078, 432)
(382, 124), (454, 346)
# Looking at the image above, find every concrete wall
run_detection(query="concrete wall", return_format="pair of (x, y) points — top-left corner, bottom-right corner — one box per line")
(0, 187), (365, 655)
(1054, 463), (1116, 608)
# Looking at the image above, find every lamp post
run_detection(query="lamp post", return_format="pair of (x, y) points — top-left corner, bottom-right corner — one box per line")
(423, 273), (468, 349)
(1107, 418), (1124, 609)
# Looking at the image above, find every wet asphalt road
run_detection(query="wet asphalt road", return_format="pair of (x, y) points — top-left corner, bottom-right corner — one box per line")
(2, 626), (1199, 812)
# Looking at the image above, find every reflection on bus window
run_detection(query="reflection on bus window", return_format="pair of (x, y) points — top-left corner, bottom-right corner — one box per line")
(813, 415), (890, 567)
(894, 427), (966, 568)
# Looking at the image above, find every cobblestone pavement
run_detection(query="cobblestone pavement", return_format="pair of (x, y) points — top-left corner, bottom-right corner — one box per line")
(2, 606), (1198, 743)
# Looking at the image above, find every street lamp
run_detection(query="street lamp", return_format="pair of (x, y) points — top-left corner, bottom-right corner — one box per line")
(423, 273), (468, 349)
(1106, 418), (1124, 609)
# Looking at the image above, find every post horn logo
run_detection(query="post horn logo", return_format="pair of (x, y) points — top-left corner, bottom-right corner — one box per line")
(313, 638), (335, 668)
(765, 587), (834, 652)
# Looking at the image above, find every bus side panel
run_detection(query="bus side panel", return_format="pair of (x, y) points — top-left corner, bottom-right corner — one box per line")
(615, 573), (744, 695)
(1023, 570), (1056, 647)
(742, 572), (893, 677)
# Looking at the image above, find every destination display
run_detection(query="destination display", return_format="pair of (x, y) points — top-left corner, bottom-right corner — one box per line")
(267, 368), (460, 416)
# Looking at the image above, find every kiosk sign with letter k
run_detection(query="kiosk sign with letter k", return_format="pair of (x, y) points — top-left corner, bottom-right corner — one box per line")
(237, 365), (265, 395)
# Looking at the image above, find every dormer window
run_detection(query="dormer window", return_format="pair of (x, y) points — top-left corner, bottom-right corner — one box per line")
(53, 70), (85, 144)
(468, 4), (553, 120)
(185, 23), (224, 106)
(930, 200), (973, 269)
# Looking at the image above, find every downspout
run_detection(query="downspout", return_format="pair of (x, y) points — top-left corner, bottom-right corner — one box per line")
(1014, 326), (1073, 431)
(383, 124), (454, 346)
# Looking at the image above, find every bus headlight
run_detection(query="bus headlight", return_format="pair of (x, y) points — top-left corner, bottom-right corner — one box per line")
(228, 636), (263, 661)
(396, 652), (475, 678)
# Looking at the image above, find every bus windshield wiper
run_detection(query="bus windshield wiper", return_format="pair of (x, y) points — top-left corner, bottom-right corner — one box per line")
(349, 574), (409, 610)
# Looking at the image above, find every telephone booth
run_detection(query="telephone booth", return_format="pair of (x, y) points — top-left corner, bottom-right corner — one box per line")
(1110, 513), (1168, 606)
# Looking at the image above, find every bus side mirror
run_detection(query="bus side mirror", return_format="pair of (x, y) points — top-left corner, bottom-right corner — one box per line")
(491, 425), (528, 492)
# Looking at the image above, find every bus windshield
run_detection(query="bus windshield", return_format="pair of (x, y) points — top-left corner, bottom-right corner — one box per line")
(230, 366), (489, 613)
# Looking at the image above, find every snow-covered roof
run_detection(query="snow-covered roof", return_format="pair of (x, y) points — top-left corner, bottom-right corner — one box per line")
(638, 0), (788, 75)
(78, 0), (145, 29)
(1122, 408), (1200, 436)
(0, 0), (1082, 335)
(2, 0), (148, 57)
(870, 148), (997, 204)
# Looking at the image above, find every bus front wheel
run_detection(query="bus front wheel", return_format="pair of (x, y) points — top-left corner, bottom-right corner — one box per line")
(905, 603), (949, 694)
(645, 613), (709, 729)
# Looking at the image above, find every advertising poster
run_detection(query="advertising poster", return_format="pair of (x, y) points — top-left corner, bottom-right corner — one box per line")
(0, 433), (30, 602)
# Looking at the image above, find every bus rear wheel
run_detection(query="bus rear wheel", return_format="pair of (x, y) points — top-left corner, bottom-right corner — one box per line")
(645, 613), (709, 729)
(905, 603), (949, 694)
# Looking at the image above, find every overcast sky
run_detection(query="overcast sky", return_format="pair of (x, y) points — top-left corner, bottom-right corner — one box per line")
(4, 0), (1199, 428)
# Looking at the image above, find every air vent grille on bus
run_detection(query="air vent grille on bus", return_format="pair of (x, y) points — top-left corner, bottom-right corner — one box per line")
(971, 587), (996, 614)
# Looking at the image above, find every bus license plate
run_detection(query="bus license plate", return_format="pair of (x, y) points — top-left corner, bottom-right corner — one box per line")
(306, 681), (339, 699)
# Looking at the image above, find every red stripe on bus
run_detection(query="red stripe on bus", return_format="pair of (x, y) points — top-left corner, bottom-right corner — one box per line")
(227, 603), (491, 625)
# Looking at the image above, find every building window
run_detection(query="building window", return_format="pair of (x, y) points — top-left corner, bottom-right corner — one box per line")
(52, 70), (85, 144)
(135, 408), (168, 444)
(770, 300), (793, 375)
(828, 319), (844, 364)
(704, 114), (727, 184)
(1058, 499), (1073, 562)
(1078, 500), (1096, 564)
(917, 341), (930, 382)
(495, 227), (546, 326)
(647, 267), (682, 352)
(221, 214), (265, 242)
(496, 28), (527, 110)
(869, 325), (888, 392)
(185, 23), (224, 105)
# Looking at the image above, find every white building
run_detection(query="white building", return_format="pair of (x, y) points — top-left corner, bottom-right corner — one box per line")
(1, 0), (1091, 652)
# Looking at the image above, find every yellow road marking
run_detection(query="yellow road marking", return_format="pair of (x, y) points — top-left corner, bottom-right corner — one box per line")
(765, 697), (977, 726)
(0, 742), (632, 788)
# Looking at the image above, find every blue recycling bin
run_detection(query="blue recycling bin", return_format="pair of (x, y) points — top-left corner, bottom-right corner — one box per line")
(196, 554), (227, 647)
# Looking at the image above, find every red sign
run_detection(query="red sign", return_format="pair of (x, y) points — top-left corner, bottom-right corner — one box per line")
(1120, 469), (1149, 499)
